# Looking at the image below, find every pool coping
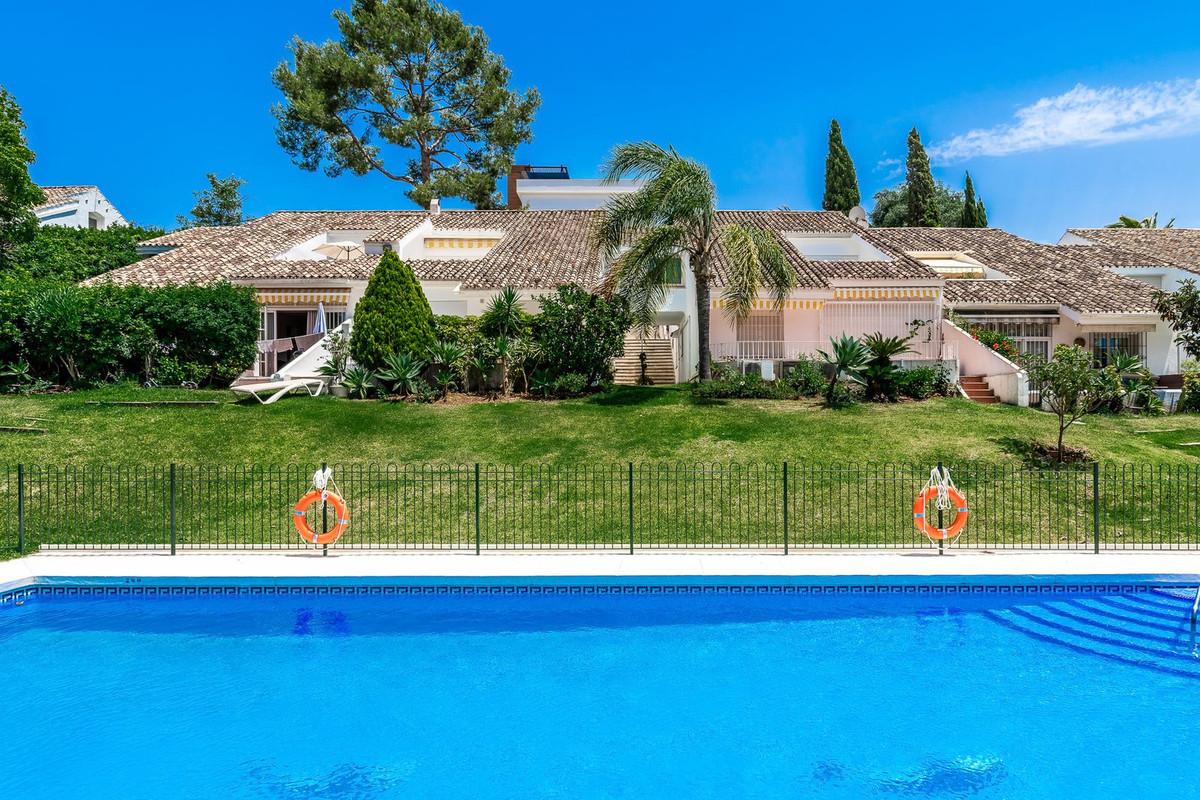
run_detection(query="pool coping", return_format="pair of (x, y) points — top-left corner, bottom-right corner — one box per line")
(3, 551), (1200, 599)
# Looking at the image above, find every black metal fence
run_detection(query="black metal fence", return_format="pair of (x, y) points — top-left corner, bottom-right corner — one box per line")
(1, 462), (1198, 554)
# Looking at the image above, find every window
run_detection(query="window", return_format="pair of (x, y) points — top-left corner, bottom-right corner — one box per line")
(736, 312), (783, 359)
(325, 310), (347, 330)
(1090, 332), (1146, 366)
(662, 256), (683, 286)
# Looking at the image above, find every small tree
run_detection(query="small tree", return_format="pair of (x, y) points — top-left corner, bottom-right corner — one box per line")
(1022, 345), (1103, 462)
(821, 119), (860, 214)
(177, 174), (245, 227)
(532, 284), (633, 386)
(349, 250), (436, 370)
(904, 128), (939, 227)
(0, 87), (45, 267)
(272, 0), (540, 209)
(869, 182), (965, 228)
(1153, 278), (1200, 359)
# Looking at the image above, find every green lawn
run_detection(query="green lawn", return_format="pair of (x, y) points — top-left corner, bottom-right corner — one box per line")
(1, 384), (1197, 465)
(2, 386), (1198, 556)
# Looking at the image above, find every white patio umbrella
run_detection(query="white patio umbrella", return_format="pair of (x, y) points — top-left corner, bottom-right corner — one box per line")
(314, 242), (365, 260)
(312, 301), (327, 335)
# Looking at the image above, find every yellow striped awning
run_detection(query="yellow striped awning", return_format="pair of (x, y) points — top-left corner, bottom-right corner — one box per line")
(831, 287), (940, 301)
(424, 237), (500, 249)
(256, 288), (350, 307)
(711, 298), (825, 311)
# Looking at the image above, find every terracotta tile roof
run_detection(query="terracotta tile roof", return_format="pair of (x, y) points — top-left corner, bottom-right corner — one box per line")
(1066, 228), (1200, 275)
(869, 227), (1160, 314)
(34, 185), (95, 212)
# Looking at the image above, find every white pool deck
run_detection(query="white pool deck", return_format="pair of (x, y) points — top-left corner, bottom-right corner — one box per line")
(3, 550), (1200, 592)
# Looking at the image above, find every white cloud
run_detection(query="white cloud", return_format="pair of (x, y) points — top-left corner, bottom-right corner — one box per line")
(928, 79), (1200, 162)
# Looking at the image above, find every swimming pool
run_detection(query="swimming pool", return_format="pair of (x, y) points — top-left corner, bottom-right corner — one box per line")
(2, 576), (1198, 798)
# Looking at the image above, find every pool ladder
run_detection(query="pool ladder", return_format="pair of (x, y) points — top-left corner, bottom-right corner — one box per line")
(1192, 585), (1200, 628)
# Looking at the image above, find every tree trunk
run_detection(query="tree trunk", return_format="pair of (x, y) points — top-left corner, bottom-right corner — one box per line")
(695, 267), (712, 381)
(1057, 417), (1066, 462)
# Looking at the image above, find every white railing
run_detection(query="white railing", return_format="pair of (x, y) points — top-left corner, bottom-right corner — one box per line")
(713, 337), (944, 362)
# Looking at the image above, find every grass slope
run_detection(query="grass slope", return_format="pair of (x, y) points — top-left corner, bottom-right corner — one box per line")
(1, 385), (1198, 466)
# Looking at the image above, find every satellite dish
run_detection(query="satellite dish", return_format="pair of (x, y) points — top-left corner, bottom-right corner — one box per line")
(848, 205), (868, 226)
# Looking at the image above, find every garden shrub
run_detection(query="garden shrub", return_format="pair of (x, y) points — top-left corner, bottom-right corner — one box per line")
(9, 224), (165, 282)
(692, 372), (793, 400)
(350, 251), (436, 370)
(897, 366), (945, 399)
(532, 284), (633, 386)
(432, 314), (477, 346)
(969, 328), (1020, 361)
(780, 356), (825, 396)
(1179, 361), (1200, 413)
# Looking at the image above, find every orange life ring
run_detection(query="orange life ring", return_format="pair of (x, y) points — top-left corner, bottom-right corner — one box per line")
(912, 485), (969, 541)
(292, 490), (350, 545)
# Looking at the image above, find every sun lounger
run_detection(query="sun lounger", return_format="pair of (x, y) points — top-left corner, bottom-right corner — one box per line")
(230, 378), (325, 405)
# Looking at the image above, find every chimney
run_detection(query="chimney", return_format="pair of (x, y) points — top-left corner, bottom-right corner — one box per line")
(507, 164), (530, 210)
(429, 196), (441, 215)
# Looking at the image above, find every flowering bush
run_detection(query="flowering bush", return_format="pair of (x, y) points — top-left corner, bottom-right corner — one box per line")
(970, 328), (1020, 361)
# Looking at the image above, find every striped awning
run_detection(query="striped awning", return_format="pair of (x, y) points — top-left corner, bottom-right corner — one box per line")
(256, 288), (350, 306)
(711, 298), (825, 311)
(832, 287), (939, 301)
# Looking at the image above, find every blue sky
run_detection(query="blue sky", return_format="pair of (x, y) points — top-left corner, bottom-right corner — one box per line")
(5, 0), (1200, 241)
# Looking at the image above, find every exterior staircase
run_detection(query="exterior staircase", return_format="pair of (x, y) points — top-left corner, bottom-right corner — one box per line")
(960, 375), (999, 404)
(613, 334), (677, 385)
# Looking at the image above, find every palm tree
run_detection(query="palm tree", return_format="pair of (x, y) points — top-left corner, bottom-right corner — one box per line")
(816, 335), (869, 407)
(593, 142), (797, 380)
(1106, 212), (1175, 229)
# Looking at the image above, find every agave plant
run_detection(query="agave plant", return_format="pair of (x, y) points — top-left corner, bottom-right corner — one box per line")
(341, 365), (376, 400)
(377, 351), (425, 396)
(479, 286), (527, 338)
(816, 335), (869, 408)
(427, 339), (467, 370)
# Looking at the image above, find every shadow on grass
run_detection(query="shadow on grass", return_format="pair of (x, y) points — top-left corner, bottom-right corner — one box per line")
(585, 385), (684, 407)
(994, 436), (1094, 468)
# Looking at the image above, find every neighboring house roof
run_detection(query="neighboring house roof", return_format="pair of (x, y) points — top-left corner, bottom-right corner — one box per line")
(34, 184), (97, 212)
(869, 227), (1160, 314)
(1065, 228), (1200, 275)
(93, 208), (944, 292)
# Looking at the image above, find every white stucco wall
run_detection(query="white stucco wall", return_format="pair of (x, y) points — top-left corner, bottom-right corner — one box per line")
(36, 188), (126, 230)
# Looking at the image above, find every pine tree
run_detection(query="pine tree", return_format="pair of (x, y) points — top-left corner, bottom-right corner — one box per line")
(349, 251), (436, 370)
(904, 128), (939, 227)
(822, 119), (860, 214)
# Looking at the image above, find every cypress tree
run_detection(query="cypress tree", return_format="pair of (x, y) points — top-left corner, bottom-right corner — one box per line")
(822, 119), (860, 214)
(961, 172), (979, 227)
(349, 250), (436, 370)
(904, 128), (939, 227)
(975, 198), (988, 228)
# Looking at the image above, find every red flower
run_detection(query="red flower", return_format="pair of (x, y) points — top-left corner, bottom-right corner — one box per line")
(992, 343), (1000, 350)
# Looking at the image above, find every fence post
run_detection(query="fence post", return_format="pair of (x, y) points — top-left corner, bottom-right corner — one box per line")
(169, 463), (176, 556)
(628, 462), (634, 555)
(16, 464), (24, 554)
(321, 461), (328, 557)
(1092, 461), (1100, 554)
(937, 461), (944, 556)
(474, 463), (481, 555)
(782, 462), (789, 555)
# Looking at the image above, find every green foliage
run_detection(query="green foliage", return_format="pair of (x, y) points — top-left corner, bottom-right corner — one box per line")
(341, 365), (377, 399)
(817, 335), (869, 408)
(692, 370), (794, 400)
(478, 286), (531, 338)
(530, 370), (588, 399)
(8, 224), (165, 282)
(821, 119), (860, 214)
(377, 351), (426, 396)
(317, 330), (352, 383)
(903, 128), (939, 227)
(960, 173), (988, 228)
(0, 86), (44, 266)
(349, 251), (436, 370)
(1153, 278), (1200, 359)
(1021, 345), (1106, 461)
(271, 0), (539, 209)
(432, 314), (477, 346)
(177, 173), (245, 227)
(869, 181), (965, 228)
(531, 284), (634, 386)
(861, 332), (914, 402)
(781, 356), (826, 396)
(593, 141), (796, 379)
(969, 328), (1020, 361)
(1107, 212), (1173, 229)
(1179, 363), (1200, 413)
(0, 276), (257, 387)
(897, 365), (950, 400)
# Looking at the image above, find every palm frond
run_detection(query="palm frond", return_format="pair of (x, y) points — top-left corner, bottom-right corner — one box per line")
(600, 141), (677, 183)
(604, 224), (685, 328)
(717, 224), (797, 319)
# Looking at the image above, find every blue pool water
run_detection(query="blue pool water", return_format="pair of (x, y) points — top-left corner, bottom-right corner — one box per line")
(1, 581), (1198, 799)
